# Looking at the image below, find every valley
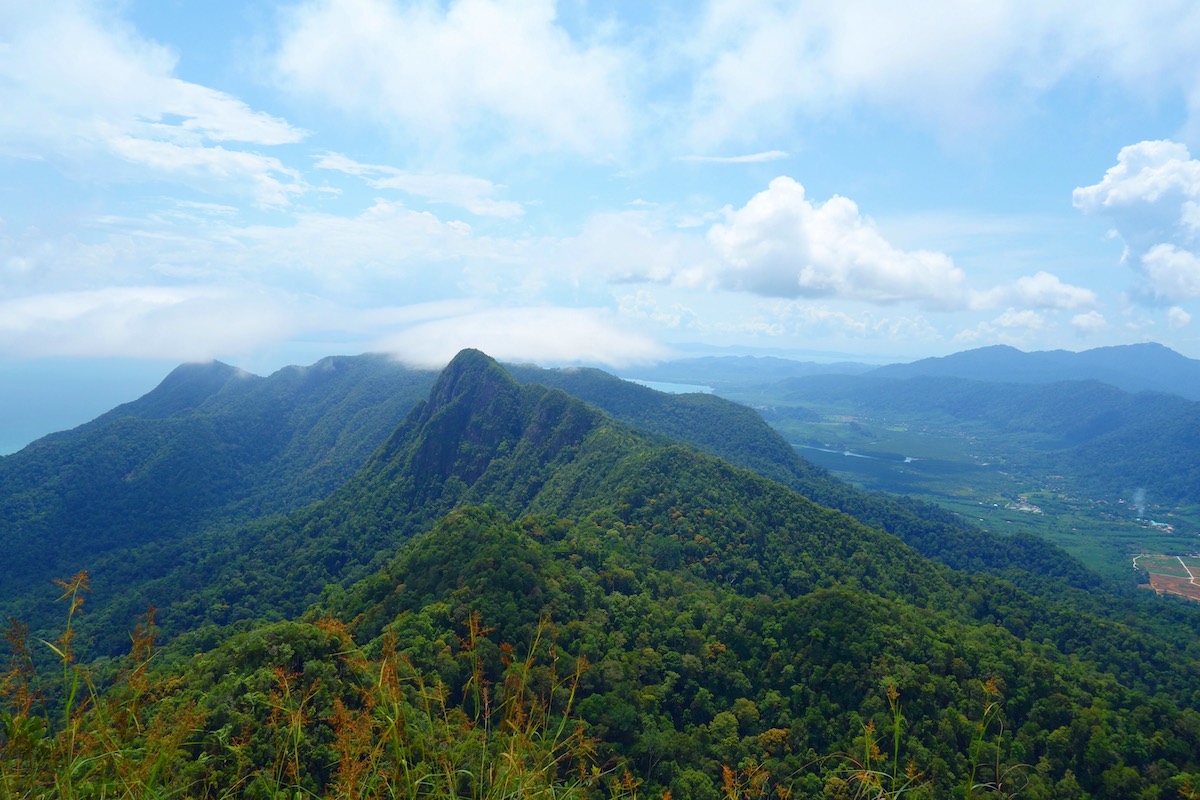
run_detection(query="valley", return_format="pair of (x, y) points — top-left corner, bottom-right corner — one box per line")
(625, 345), (1200, 593)
(737, 390), (1200, 581)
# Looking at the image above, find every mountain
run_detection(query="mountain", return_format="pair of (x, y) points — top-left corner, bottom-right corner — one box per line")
(6, 349), (1199, 798)
(4, 350), (1105, 647)
(0, 354), (437, 612)
(869, 342), (1200, 400)
(506, 363), (1112, 593)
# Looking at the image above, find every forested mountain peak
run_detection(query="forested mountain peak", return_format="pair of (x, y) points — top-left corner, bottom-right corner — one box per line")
(430, 347), (508, 395)
(101, 359), (252, 420)
(0, 353), (438, 620)
(366, 349), (608, 515)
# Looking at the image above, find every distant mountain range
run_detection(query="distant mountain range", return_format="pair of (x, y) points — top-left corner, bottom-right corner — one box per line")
(868, 342), (1200, 400)
(629, 342), (1200, 401)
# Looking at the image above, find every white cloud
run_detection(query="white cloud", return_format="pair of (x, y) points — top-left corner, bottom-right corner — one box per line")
(994, 308), (1045, 330)
(108, 136), (305, 208)
(1, 198), (513, 308)
(676, 150), (790, 164)
(1168, 306), (1192, 329)
(1072, 140), (1200, 251)
(373, 306), (669, 368)
(955, 308), (1046, 347)
(684, 1), (1200, 147)
(231, 199), (483, 282)
(706, 177), (968, 308)
(157, 80), (303, 146)
(560, 211), (710, 287)
(617, 290), (697, 328)
(0, 2), (307, 205)
(315, 153), (523, 217)
(1073, 140), (1200, 213)
(0, 286), (295, 359)
(273, 0), (630, 157)
(1075, 140), (1200, 303)
(1071, 310), (1108, 334)
(1141, 244), (1200, 301)
(972, 271), (1097, 311)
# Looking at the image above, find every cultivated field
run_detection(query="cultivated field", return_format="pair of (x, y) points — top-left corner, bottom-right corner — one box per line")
(1134, 554), (1200, 603)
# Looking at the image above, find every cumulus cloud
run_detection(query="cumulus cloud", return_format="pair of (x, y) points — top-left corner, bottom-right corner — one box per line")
(315, 153), (523, 217)
(1071, 310), (1108, 334)
(1075, 140), (1200, 302)
(273, 0), (630, 157)
(706, 177), (968, 308)
(972, 271), (1097, 311)
(0, 2), (306, 205)
(994, 308), (1045, 330)
(1168, 306), (1192, 329)
(955, 308), (1046, 347)
(1073, 140), (1200, 210)
(1140, 244), (1200, 301)
(1073, 140), (1200, 248)
(373, 306), (669, 368)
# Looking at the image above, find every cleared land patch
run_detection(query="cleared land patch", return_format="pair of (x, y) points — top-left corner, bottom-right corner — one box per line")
(1135, 553), (1200, 603)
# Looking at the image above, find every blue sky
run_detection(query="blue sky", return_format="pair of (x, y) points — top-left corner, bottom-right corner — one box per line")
(4, 0), (1200, 450)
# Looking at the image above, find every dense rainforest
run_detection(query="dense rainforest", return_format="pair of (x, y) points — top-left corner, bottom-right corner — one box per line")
(4, 349), (1200, 798)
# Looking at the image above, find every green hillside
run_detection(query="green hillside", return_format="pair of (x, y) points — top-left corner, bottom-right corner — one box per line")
(5, 352), (1105, 654)
(5, 350), (1200, 798)
(0, 355), (437, 628)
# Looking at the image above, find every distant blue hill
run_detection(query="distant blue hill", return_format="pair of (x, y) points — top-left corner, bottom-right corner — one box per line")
(869, 342), (1200, 400)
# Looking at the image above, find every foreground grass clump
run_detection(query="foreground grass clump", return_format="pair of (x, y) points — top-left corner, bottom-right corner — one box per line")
(0, 577), (631, 799)
(1, 572), (203, 798)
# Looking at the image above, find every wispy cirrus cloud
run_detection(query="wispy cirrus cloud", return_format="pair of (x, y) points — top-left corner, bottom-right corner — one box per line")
(315, 153), (523, 217)
(0, 2), (307, 206)
(683, 1), (1200, 147)
(676, 150), (789, 164)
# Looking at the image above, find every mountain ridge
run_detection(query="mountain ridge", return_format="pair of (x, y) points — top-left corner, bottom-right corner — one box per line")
(869, 341), (1200, 399)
